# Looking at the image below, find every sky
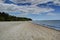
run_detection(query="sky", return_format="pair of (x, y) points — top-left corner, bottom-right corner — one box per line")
(0, 0), (60, 20)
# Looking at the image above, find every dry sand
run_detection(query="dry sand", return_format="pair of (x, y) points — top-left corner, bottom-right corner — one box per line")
(0, 21), (60, 40)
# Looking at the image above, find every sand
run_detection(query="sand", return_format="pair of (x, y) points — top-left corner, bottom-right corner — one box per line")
(0, 21), (60, 40)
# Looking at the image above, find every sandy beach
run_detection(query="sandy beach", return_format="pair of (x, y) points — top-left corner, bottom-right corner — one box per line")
(0, 21), (60, 40)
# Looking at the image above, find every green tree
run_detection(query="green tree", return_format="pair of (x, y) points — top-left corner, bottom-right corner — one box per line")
(0, 12), (32, 21)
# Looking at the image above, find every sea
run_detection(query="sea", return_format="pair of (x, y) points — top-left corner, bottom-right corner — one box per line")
(33, 20), (60, 31)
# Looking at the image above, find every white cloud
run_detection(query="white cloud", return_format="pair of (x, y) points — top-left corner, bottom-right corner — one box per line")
(0, 3), (54, 14)
(53, 0), (60, 6)
(10, 0), (60, 6)
(27, 6), (54, 14)
(0, 0), (5, 3)
(0, 0), (59, 18)
(47, 13), (56, 16)
(10, 0), (52, 5)
(0, 0), (58, 15)
(10, 0), (33, 3)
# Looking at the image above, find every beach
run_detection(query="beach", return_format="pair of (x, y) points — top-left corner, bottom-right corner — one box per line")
(0, 21), (60, 40)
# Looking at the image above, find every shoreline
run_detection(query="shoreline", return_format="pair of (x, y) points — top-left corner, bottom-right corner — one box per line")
(31, 22), (60, 32)
(0, 21), (60, 40)
(32, 22), (60, 32)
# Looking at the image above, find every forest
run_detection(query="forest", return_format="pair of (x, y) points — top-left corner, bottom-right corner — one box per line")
(0, 12), (32, 21)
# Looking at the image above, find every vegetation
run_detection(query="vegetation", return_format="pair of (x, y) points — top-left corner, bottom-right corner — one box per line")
(0, 12), (32, 21)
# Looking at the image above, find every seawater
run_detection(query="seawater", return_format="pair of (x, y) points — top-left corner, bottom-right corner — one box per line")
(33, 20), (60, 30)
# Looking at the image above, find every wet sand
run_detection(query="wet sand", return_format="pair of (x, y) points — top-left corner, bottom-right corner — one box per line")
(0, 21), (60, 40)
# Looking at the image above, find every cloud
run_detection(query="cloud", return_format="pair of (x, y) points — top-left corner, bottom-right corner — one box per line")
(27, 6), (54, 14)
(46, 13), (56, 16)
(53, 0), (60, 6)
(0, 2), (54, 14)
(10, 0), (60, 6)
(10, 0), (52, 5)
(0, 3), (19, 12)
(0, 0), (57, 15)
(10, 0), (33, 3)
(0, 0), (5, 3)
